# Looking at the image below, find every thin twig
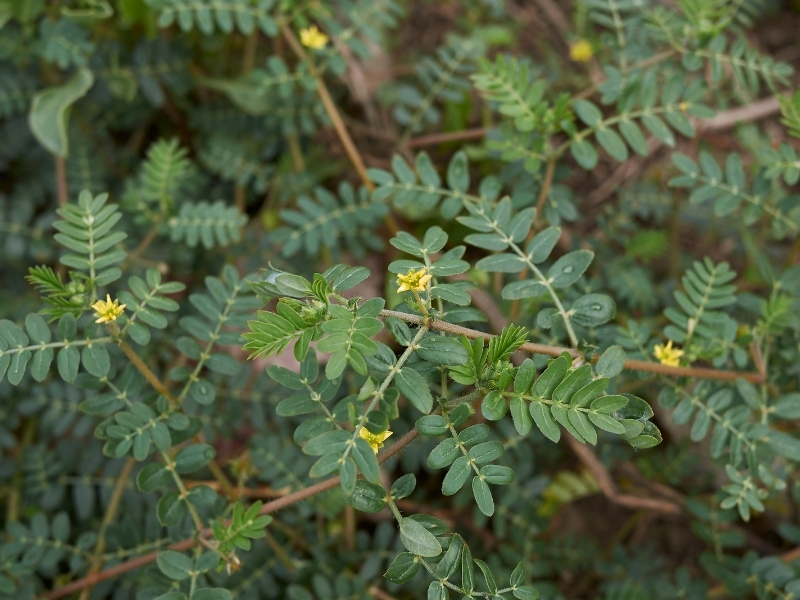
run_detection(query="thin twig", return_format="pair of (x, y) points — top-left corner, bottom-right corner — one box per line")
(78, 458), (137, 600)
(54, 156), (69, 279)
(263, 530), (296, 571)
(534, 159), (556, 224)
(588, 137), (661, 206)
(565, 436), (681, 515)
(407, 127), (487, 148)
(534, 0), (571, 35)
(697, 96), (780, 132)
(280, 24), (374, 192)
(128, 225), (159, 261)
(44, 537), (198, 599)
(204, 447), (236, 499)
(234, 185), (246, 212)
(55, 156), (68, 206)
(45, 427), (421, 598)
(511, 159), (557, 320)
(379, 309), (765, 383)
(286, 132), (306, 172)
(241, 30), (258, 75)
(369, 586), (400, 600)
(118, 339), (237, 500)
(185, 480), (288, 499)
(118, 339), (177, 402)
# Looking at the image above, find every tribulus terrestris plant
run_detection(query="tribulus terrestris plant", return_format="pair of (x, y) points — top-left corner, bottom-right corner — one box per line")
(3, 0), (800, 598)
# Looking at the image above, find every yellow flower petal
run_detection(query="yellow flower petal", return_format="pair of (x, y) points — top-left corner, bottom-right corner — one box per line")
(654, 340), (684, 367)
(300, 25), (329, 50)
(359, 427), (393, 454)
(396, 267), (431, 293)
(569, 39), (594, 62)
(92, 294), (126, 324)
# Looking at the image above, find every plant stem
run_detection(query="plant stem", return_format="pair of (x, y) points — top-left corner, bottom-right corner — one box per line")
(534, 159), (556, 225)
(117, 340), (236, 497)
(378, 309), (764, 383)
(161, 449), (206, 531)
(511, 158), (557, 320)
(55, 155), (68, 206)
(264, 530), (296, 571)
(234, 184), (246, 212)
(118, 338), (177, 403)
(44, 426), (423, 599)
(280, 24), (374, 193)
(286, 132), (306, 172)
(78, 457), (136, 600)
(407, 127), (487, 148)
(242, 30), (257, 74)
(128, 225), (159, 261)
(343, 325), (428, 463)
(7, 418), (37, 523)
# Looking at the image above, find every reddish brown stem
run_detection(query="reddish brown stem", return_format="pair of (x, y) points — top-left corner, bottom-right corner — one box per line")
(55, 155), (68, 205)
(379, 309), (765, 384)
(407, 127), (487, 148)
(565, 436), (681, 515)
(280, 24), (374, 193)
(44, 428), (420, 598)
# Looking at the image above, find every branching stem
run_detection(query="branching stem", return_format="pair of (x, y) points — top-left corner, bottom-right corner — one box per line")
(378, 309), (764, 383)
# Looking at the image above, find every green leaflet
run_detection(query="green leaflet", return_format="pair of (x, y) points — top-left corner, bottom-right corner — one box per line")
(28, 68), (94, 157)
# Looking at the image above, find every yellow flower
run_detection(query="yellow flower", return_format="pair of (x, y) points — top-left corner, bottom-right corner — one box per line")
(396, 268), (432, 294)
(569, 39), (594, 62)
(91, 294), (126, 324)
(654, 340), (684, 367)
(359, 427), (392, 454)
(300, 25), (329, 50)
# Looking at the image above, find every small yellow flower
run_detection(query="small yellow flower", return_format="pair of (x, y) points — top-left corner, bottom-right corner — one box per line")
(396, 268), (432, 294)
(300, 25), (329, 50)
(654, 340), (684, 367)
(359, 427), (393, 454)
(91, 294), (126, 324)
(569, 39), (594, 62)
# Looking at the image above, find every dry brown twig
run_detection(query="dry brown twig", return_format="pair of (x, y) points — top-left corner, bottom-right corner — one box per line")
(565, 432), (682, 515)
(280, 24), (374, 193)
(44, 428), (422, 599)
(369, 586), (399, 600)
(405, 94), (781, 153)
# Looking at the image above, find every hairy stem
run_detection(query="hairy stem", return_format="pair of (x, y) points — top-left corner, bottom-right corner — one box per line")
(378, 309), (764, 383)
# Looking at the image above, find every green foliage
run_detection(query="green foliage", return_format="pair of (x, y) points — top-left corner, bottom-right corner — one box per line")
(137, 138), (195, 213)
(390, 34), (485, 136)
(1, 1), (800, 599)
(28, 68), (94, 157)
(569, 72), (713, 169)
(167, 201), (247, 249)
(663, 258), (739, 364)
(779, 91), (800, 139)
(670, 151), (800, 237)
(146, 0), (279, 37)
(472, 54), (570, 137)
(273, 182), (388, 259)
(53, 189), (128, 294)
